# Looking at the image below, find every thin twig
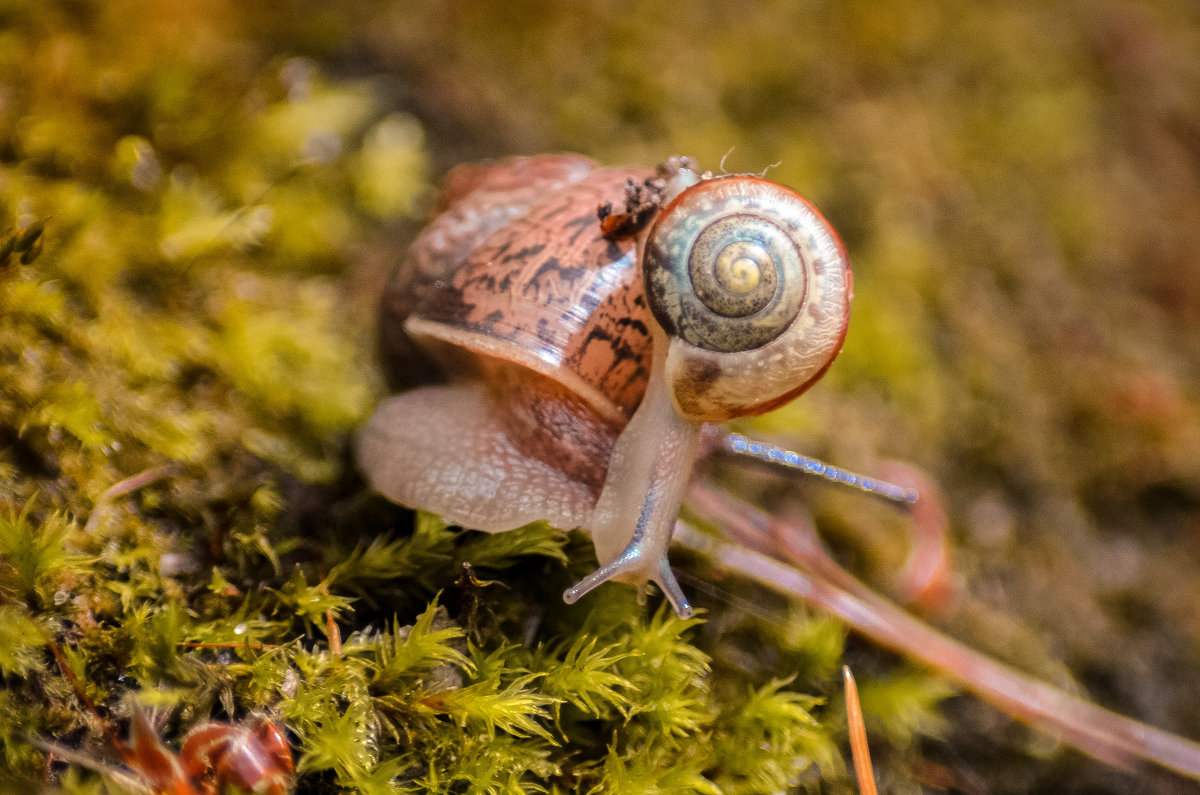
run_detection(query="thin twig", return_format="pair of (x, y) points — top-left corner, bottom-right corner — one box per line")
(83, 465), (181, 535)
(843, 666), (879, 795)
(677, 482), (1200, 781)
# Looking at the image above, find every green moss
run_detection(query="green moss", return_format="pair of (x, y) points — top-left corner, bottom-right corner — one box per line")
(7, 0), (1197, 791)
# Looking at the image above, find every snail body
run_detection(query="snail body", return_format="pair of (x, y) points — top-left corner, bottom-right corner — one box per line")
(358, 154), (851, 615)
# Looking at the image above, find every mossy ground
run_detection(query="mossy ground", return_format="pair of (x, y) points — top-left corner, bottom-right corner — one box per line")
(1, 1), (1199, 793)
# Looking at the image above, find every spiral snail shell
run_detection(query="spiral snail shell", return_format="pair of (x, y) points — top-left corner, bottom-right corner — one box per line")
(642, 174), (850, 422)
(358, 154), (851, 616)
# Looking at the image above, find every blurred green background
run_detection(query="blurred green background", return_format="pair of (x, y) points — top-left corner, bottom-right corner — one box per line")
(2, 0), (1200, 792)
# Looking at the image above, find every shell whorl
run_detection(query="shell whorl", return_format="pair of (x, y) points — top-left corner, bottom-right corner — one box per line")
(641, 174), (852, 422)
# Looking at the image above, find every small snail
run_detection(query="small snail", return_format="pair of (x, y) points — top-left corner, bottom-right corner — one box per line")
(358, 154), (852, 617)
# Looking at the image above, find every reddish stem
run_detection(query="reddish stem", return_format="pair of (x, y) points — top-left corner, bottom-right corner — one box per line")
(876, 462), (954, 614)
(46, 636), (122, 751)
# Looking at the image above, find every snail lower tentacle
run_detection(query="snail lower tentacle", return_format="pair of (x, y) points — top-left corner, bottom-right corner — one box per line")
(566, 328), (699, 617)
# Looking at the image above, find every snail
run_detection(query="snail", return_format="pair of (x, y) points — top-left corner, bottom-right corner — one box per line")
(358, 154), (858, 618)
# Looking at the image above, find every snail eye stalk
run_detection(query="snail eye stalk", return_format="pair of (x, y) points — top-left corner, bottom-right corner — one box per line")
(717, 431), (920, 507)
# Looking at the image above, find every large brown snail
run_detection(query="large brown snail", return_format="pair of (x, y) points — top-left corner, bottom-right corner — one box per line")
(358, 154), (857, 617)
